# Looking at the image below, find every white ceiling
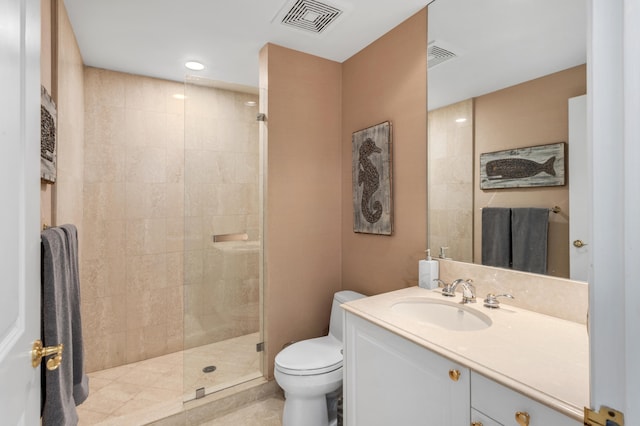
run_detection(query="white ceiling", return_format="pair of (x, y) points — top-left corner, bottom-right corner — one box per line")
(62, 0), (586, 105)
(62, 0), (431, 87)
(428, 0), (587, 110)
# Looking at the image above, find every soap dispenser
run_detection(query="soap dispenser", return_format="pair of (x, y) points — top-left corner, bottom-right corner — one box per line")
(418, 249), (439, 290)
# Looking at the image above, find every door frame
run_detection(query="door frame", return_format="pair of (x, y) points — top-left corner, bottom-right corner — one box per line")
(588, 0), (640, 423)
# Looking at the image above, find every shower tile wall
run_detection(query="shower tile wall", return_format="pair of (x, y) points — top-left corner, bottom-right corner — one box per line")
(428, 99), (474, 263)
(81, 68), (260, 372)
(183, 83), (260, 349)
(82, 67), (186, 372)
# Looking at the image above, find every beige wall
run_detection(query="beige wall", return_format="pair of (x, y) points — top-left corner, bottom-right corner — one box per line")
(260, 44), (343, 378)
(40, 0), (84, 234)
(341, 8), (428, 295)
(260, 8), (427, 378)
(82, 68), (185, 371)
(473, 65), (587, 277)
(54, 3), (84, 230)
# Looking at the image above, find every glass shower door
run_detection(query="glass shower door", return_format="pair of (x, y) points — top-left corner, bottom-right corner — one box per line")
(182, 76), (263, 400)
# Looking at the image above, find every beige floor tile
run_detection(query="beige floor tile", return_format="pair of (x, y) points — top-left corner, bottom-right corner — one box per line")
(78, 333), (262, 425)
(200, 397), (284, 426)
(77, 409), (110, 426)
(77, 393), (127, 415)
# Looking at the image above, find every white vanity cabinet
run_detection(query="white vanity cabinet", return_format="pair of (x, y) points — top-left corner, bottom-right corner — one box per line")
(470, 372), (581, 426)
(343, 312), (470, 425)
(344, 311), (582, 426)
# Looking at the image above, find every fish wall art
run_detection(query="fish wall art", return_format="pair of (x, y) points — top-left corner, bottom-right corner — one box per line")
(480, 142), (566, 189)
(352, 121), (393, 235)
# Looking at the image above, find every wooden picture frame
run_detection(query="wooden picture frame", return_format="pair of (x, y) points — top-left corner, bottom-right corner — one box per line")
(40, 85), (57, 183)
(480, 142), (566, 189)
(352, 121), (393, 235)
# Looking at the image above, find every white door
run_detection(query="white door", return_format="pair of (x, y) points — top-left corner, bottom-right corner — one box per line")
(0, 0), (42, 424)
(568, 95), (588, 282)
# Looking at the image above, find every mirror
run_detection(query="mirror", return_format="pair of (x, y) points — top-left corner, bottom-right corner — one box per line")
(427, 0), (587, 278)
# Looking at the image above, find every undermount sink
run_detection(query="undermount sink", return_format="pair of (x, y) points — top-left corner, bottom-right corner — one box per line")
(391, 298), (492, 331)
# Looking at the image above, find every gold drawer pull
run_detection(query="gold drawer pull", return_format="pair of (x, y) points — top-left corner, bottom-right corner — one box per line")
(31, 340), (64, 371)
(471, 422), (483, 426)
(515, 411), (530, 426)
(449, 369), (461, 381)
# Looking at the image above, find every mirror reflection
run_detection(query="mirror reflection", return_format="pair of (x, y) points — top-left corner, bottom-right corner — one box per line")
(427, 0), (587, 279)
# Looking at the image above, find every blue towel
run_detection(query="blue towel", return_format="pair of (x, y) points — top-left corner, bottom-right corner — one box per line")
(511, 208), (549, 274)
(481, 208), (512, 268)
(41, 225), (89, 426)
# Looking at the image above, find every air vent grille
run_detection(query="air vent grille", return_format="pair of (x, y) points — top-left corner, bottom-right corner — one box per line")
(428, 41), (458, 69)
(281, 0), (343, 34)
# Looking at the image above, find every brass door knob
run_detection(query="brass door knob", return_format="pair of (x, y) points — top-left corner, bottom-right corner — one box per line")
(448, 369), (461, 382)
(471, 422), (483, 426)
(573, 239), (588, 248)
(32, 340), (64, 371)
(515, 411), (530, 426)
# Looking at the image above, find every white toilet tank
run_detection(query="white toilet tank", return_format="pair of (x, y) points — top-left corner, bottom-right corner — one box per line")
(328, 290), (366, 343)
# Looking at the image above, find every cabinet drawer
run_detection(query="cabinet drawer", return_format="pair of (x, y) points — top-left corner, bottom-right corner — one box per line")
(471, 372), (581, 426)
(472, 408), (502, 426)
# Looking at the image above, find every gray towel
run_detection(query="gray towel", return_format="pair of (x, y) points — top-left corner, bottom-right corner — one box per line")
(481, 208), (512, 268)
(59, 225), (89, 405)
(41, 225), (89, 426)
(511, 208), (549, 274)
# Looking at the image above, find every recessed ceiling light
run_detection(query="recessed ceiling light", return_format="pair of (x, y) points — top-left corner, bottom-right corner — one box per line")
(185, 61), (205, 71)
(245, 101), (257, 107)
(173, 94), (186, 100)
(455, 118), (467, 123)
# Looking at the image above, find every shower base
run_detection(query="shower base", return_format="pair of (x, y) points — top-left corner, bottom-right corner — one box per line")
(77, 332), (262, 425)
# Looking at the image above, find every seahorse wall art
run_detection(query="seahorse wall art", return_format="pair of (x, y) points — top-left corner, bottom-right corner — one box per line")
(358, 138), (383, 224)
(351, 121), (393, 235)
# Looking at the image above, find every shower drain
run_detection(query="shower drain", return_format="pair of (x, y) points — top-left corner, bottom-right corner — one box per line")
(202, 365), (217, 373)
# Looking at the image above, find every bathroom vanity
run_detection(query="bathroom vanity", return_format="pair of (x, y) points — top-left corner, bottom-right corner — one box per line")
(341, 287), (588, 425)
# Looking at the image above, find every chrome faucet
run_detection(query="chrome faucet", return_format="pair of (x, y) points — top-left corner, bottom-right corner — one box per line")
(483, 293), (514, 309)
(437, 278), (476, 303)
(436, 279), (456, 297)
(449, 279), (476, 304)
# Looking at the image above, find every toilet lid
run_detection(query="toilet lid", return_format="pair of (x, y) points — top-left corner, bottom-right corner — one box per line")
(275, 336), (343, 376)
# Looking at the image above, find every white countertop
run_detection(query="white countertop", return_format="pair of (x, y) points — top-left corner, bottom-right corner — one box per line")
(342, 286), (589, 421)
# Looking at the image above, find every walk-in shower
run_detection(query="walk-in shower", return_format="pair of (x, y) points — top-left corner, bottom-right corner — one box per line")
(77, 68), (263, 424)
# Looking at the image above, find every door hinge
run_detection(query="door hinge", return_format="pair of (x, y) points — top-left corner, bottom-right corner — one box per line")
(584, 406), (624, 426)
(256, 342), (264, 352)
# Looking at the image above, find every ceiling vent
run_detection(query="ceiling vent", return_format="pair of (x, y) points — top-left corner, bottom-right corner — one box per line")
(279, 0), (343, 34)
(428, 40), (459, 69)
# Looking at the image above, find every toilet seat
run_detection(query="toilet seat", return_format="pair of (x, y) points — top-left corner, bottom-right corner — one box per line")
(275, 336), (342, 376)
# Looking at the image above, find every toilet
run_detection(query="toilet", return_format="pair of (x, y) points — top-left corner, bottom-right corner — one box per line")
(275, 290), (366, 426)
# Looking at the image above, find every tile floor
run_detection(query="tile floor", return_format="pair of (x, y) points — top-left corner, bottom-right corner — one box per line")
(200, 396), (284, 426)
(77, 333), (262, 425)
